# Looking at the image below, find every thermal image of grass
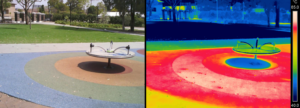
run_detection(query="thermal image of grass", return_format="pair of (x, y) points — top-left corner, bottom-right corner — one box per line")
(146, 39), (290, 108)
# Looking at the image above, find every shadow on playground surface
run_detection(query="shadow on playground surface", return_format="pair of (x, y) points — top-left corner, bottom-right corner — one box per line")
(146, 21), (290, 41)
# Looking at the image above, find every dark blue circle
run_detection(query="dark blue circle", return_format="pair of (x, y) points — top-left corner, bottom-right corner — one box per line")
(225, 58), (271, 69)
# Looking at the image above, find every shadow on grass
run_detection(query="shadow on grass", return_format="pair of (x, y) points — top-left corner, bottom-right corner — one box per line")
(106, 28), (145, 33)
(54, 26), (109, 32)
(0, 27), (18, 29)
(54, 25), (144, 35)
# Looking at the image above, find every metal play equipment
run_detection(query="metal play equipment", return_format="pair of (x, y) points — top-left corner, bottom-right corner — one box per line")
(233, 37), (281, 59)
(86, 41), (135, 69)
(227, 37), (281, 69)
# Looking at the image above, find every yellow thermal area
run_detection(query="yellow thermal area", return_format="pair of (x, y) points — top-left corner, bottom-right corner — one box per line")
(275, 44), (290, 53)
(176, 6), (185, 11)
(146, 87), (234, 108)
(281, 78), (291, 81)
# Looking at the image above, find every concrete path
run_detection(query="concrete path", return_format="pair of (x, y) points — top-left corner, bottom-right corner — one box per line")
(125, 26), (144, 31)
(34, 22), (144, 36)
(0, 42), (144, 53)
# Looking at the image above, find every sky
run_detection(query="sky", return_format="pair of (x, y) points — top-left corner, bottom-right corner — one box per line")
(13, 0), (103, 9)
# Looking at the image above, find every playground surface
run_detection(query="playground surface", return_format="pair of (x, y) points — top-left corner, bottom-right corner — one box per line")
(0, 42), (145, 108)
(146, 38), (290, 108)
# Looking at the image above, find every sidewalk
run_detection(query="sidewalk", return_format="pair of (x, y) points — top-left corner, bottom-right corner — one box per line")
(0, 92), (50, 108)
(125, 26), (144, 31)
(0, 42), (144, 53)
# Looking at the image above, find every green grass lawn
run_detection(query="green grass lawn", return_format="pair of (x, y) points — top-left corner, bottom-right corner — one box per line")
(0, 24), (144, 43)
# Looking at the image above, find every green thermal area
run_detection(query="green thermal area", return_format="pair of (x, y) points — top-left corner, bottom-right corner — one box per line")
(0, 24), (144, 43)
(146, 38), (290, 51)
(254, 8), (265, 13)
(233, 45), (281, 54)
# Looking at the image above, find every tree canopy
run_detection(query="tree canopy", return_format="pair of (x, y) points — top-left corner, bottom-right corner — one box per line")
(48, 0), (69, 13)
(103, 0), (113, 11)
(39, 5), (45, 13)
(87, 5), (98, 14)
(66, 0), (89, 14)
(112, 0), (130, 30)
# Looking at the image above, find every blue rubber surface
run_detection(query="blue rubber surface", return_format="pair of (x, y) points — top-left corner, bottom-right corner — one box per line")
(0, 49), (144, 108)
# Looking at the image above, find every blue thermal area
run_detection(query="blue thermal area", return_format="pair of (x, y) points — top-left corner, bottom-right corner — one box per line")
(146, 0), (291, 41)
(147, 0), (290, 25)
(225, 58), (271, 70)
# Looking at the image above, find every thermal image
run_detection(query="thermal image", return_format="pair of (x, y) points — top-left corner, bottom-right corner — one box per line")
(146, 0), (291, 107)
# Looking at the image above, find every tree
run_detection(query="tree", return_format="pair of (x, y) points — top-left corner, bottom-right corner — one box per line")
(0, 0), (12, 23)
(113, 0), (130, 30)
(146, 0), (154, 17)
(47, 0), (68, 13)
(129, 0), (144, 31)
(129, 0), (143, 32)
(17, 0), (39, 25)
(103, 0), (113, 11)
(17, 9), (23, 12)
(87, 5), (99, 14)
(136, 0), (145, 15)
(164, 0), (181, 22)
(39, 5), (45, 13)
(97, 2), (106, 14)
(273, 0), (290, 28)
(185, 2), (192, 19)
(110, 7), (117, 12)
(66, 0), (89, 24)
(254, 0), (289, 28)
(97, 2), (109, 23)
(256, 0), (275, 27)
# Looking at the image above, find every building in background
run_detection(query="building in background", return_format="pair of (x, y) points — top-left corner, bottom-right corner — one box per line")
(97, 12), (144, 19)
(0, 2), (16, 22)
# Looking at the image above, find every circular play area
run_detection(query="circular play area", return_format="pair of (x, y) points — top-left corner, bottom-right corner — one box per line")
(0, 43), (145, 108)
(146, 39), (290, 108)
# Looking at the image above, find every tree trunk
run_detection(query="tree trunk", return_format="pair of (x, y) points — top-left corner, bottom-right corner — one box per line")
(267, 15), (270, 27)
(150, 6), (152, 16)
(1, 0), (4, 23)
(275, 7), (279, 28)
(25, 9), (28, 25)
(1, 3), (4, 23)
(69, 5), (71, 26)
(185, 11), (186, 19)
(122, 15), (125, 30)
(162, 10), (165, 20)
(172, 7), (176, 22)
(130, 0), (134, 32)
